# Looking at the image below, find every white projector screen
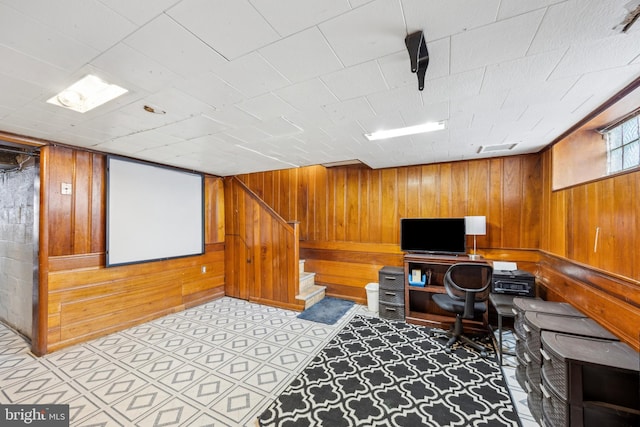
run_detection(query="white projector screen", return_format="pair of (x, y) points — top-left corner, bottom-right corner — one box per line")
(106, 156), (204, 267)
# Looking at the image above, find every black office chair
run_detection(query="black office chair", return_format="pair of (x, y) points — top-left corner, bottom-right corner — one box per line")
(432, 263), (493, 356)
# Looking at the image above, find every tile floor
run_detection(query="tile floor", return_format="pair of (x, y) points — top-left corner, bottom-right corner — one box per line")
(0, 297), (537, 426)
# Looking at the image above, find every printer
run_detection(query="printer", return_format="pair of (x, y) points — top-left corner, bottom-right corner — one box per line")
(491, 269), (535, 297)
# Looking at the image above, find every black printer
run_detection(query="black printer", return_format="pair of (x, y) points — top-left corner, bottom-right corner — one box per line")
(491, 269), (535, 297)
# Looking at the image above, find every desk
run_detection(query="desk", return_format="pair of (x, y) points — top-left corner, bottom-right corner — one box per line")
(489, 293), (519, 365)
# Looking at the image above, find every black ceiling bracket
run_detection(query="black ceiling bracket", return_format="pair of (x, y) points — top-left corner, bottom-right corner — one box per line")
(405, 31), (429, 91)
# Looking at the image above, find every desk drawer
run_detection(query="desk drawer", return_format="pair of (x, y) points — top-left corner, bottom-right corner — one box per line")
(379, 289), (404, 305)
(378, 266), (404, 290)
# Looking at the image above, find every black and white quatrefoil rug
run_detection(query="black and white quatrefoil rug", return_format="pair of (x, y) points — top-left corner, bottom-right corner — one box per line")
(258, 315), (519, 427)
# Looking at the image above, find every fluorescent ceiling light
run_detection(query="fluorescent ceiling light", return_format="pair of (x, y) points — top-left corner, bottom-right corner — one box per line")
(47, 74), (128, 113)
(364, 121), (446, 141)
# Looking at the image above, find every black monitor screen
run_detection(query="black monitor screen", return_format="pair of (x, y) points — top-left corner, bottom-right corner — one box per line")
(400, 218), (466, 254)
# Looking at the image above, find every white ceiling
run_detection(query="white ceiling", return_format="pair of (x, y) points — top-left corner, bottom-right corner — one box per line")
(1, 0), (639, 176)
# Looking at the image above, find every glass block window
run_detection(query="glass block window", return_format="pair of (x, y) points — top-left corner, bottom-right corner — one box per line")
(605, 113), (640, 174)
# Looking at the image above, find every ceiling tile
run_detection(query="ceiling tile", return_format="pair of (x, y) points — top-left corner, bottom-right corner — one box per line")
(0, 3), (98, 70)
(319, 0), (406, 67)
(142, 88), (218, 119)
(481, 49), (566, 93)
(157, 115), (228, 140)
(274, 79), (339, 110)
(421, 68), (485, 104)
(0, 45), (69, 89)
(503, 76), (579, 109)
(528, 0), (629, 55)
(90, 43), (179, 93)
(250, 0), (352, 36)
(367, 84), (425, 116)
(167, 0), (280, 60)
(212, 53), (290, 98)
(402, 0), (501, 40)
(259, 27), (344, 82)
(451, 9), (545, 73)
(5, 0), (137, 51)
(0, 74), (46, 109)
(99, 0), (182, 26)
(235, 93), (297, 121)
(321, 97), (376, 124)
(548, 33), (640, 79)
(174, 71), (244, 109)
(124, 14), (227, 78)
(497, 0), (564, 20)
(321, 61), (388, 101)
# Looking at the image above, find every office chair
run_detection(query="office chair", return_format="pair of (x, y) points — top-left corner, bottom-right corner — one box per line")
(432, 263), (493, 357)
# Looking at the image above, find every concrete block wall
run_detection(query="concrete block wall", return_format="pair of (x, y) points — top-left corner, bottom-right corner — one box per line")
(0, 164), (35, 338)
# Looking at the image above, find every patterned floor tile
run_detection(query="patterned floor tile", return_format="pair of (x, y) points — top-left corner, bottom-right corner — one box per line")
(1, 370), (67, 403)
(110, 384), (173, 422)
(91, 372), (149, 405)
(181, 374), (235, 406)
(134, 396), (200, 426)
(209, 385), (267, 425)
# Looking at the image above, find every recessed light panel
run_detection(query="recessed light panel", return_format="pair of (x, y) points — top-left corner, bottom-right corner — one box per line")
(364, 121), (446, 141)
(47, 75), (128, 113)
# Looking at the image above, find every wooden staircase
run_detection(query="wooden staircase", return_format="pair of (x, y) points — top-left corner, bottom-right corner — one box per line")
(295, 260), (326, 309)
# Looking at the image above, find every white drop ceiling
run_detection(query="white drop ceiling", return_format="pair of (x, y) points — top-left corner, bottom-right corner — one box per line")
(0, 0), (639, 176)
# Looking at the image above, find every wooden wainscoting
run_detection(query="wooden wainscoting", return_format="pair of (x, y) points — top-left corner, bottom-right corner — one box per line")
(538, 252), (640, 351)
(46, 247), (225, 353)
(300, 241), (540, 304)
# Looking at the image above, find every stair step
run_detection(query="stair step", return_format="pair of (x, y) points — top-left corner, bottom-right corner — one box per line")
(299, 259), (306, 272)
(296, 284), (326, 309)
(299, 271), (316, 292)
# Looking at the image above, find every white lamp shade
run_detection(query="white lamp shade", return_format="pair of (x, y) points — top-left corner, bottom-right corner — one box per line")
(465, 216), (486, 235)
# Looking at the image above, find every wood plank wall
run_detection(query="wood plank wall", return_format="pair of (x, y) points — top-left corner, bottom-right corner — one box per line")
(237, 155), (543, 303)
(37, 146), (226, 354)
(224, 177), (303, 311)
(540, 149), (640, 350)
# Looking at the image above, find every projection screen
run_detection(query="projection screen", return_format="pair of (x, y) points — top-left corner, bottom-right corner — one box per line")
(106, 156), (204, 267)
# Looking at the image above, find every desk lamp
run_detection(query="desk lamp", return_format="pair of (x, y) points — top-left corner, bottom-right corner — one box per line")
(465, 216), (486, 260)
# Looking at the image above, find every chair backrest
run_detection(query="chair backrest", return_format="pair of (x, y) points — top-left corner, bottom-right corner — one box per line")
(443, 263), (493, 318)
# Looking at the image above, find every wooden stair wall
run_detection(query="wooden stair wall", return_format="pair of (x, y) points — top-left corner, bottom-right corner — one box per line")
(224, 177), (304, 311)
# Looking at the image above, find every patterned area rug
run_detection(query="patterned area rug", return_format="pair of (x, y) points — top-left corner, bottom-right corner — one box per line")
(259, 315), (519, 426)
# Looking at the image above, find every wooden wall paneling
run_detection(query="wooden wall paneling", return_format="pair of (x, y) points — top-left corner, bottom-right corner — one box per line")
(358, 168), (371, 242)
(521, 155), (542, 249)
(380, 168), (398, 243)
(438, 163), (452, 217)
(297, 168), (309, 240)
(47, 147), (74, 256)
(502, 157), (524, 248)
(612, 173), (638, 279)
(467, 160), (490, 249)
(538, 254), (640, 351)
(90, 154), (105, 253)
(345, 167), (361, 242)
(450, 161), (468, 217)
(488, 159), (504, 249)
(419, 164), (440, 218)
(368, 169), (382, 243)
(72, 151), (90, 254)
(333, 168), (346, 241)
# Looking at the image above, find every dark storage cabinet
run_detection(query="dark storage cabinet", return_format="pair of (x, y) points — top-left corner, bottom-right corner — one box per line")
(378, 266), (405, 320)
(540, 332), (639, 427)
